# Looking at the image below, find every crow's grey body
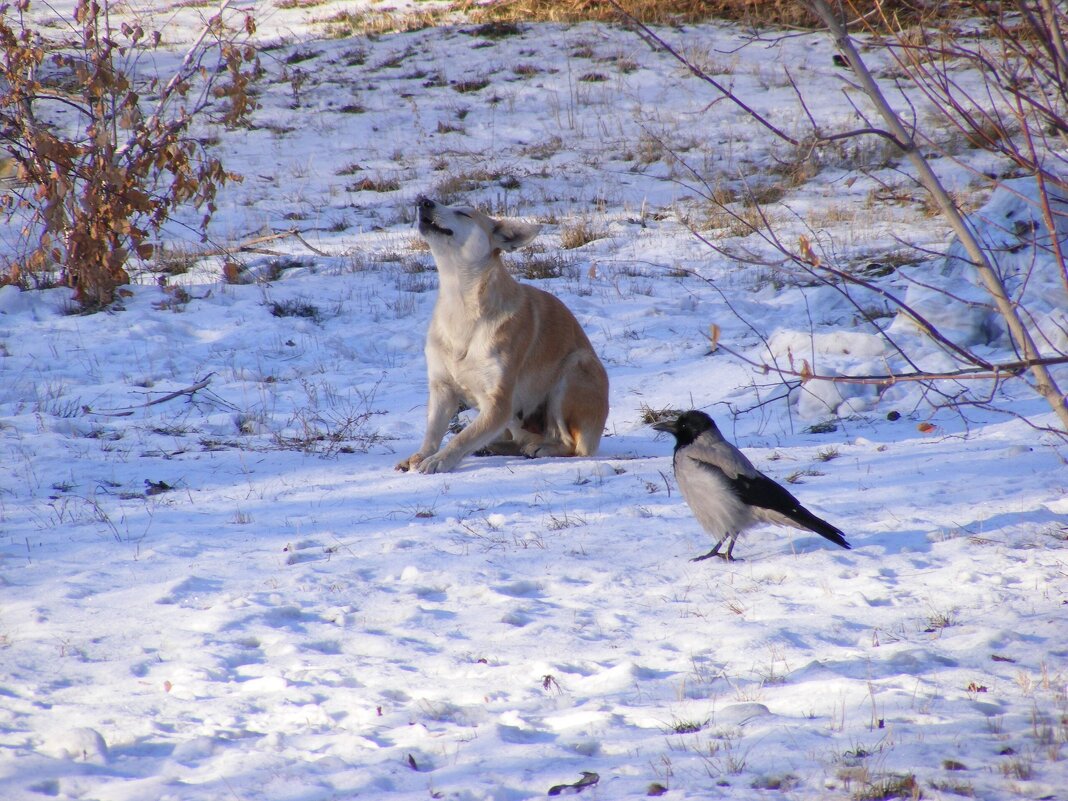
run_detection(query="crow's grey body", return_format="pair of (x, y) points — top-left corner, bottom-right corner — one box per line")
(654, 411), (850, 561)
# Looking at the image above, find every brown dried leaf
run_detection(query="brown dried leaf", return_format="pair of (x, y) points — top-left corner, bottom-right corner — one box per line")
(798, 234), (820, 266)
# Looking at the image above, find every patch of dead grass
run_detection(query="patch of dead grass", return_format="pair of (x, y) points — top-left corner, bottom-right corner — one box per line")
(451, 1), (946, 28)
(311, 0), (963, 37)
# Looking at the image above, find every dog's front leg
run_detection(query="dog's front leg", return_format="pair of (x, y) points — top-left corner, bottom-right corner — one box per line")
(396, 381), (458, 472)
(417, 391), (511, 474)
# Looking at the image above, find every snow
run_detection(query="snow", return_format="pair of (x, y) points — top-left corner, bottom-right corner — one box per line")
(1, 3), (1067, 800)
(895, 177), (1068, 353)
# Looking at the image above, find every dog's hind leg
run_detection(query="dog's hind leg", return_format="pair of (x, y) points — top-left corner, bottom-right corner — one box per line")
(522, 354), (608, 458)
(478, 429), (524, 456)
(559, 353), (609, 457)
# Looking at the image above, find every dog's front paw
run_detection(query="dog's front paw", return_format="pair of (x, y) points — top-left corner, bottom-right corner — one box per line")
(396, 453), (424, 472)
(417, 452), (456, 474)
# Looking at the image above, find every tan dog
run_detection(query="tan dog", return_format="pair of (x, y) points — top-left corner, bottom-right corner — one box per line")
(396, 197), (609, 474)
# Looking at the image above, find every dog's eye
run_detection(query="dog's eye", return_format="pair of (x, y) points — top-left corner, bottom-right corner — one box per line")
(454, 211), (470, 219)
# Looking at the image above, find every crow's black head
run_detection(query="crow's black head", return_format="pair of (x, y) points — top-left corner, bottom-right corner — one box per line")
(652, 409), (718, 449)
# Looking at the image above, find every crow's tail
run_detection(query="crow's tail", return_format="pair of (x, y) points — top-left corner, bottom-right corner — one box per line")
(792, 507), (850, 550)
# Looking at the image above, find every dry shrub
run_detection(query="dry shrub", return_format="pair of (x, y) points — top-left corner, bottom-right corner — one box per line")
(0, 1), (259, 309)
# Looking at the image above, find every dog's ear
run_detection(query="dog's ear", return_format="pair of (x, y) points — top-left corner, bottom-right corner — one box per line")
(490, 219), (541, 252)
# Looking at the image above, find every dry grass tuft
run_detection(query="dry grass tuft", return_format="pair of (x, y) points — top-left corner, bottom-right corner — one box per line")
(452, 77), (491, 93)
(639, 404), (684, 425)
(150, 245), (204, 277)
(510, 246), (574, 280)
(432, 167), (520, 202)
(349, 175), (402, 193)
(318, 8), (445, 37)
(276, 0), (329, 9)
(559, 217), (608, 249)
(851, 773), (921, 801)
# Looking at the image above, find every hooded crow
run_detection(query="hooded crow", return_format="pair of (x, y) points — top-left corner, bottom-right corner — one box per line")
(653, 410), (850, 561)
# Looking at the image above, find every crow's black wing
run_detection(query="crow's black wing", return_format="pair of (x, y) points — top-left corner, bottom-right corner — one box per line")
(724, 471), (850, 549)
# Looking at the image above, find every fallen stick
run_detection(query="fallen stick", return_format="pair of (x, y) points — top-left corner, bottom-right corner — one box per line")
(86, 375), (214, 417)
(199, 228), (329, 258)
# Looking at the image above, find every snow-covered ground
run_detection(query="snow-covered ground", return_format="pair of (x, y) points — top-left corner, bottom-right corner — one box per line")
(1, 3), (1066, 800)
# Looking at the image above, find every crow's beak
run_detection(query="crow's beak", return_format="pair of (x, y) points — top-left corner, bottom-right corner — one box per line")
(652, 419), (678, 434)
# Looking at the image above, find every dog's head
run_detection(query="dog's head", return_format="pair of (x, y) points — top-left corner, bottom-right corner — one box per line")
(416, 196), (540, 265)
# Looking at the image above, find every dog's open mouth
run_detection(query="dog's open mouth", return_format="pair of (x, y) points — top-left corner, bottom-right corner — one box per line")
(418, 212), (453, 237)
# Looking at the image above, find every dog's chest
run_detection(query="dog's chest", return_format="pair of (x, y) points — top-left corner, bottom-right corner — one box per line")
(427, 305), (505, 386)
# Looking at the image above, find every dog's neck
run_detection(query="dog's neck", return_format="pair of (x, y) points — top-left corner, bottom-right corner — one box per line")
(431, 247), (518, 311)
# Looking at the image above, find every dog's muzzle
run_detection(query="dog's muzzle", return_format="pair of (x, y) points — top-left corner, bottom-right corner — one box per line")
(416, 196), (453, 237)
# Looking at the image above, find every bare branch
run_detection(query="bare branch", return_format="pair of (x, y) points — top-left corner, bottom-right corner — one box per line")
(804, 258), (995, 370)
(143, 0), (235, 133)
(608, 0), (907, 150)
(810, 0), (1068, 431)
(714, 337), (1067, 386)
